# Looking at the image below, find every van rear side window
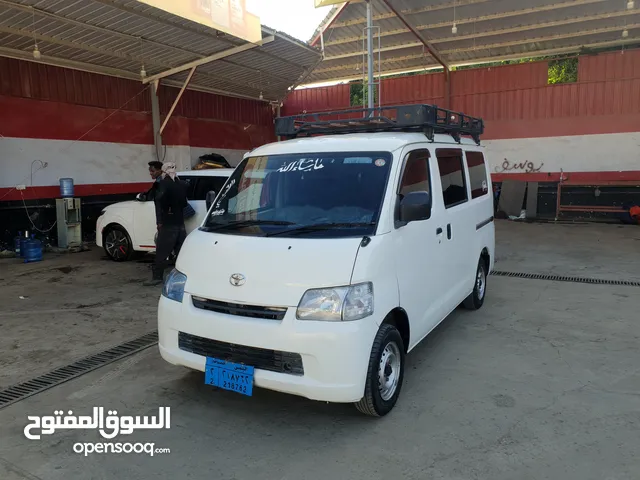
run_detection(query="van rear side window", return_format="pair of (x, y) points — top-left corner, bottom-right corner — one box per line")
(465, 152), (489, 199)
(436, 149), (468, 208)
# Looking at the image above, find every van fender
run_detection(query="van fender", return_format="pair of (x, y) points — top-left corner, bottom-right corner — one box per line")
(349, 236), (400, 329)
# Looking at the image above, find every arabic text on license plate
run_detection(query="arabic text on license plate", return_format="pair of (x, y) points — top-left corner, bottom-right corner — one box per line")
(205, 358), (254, 396)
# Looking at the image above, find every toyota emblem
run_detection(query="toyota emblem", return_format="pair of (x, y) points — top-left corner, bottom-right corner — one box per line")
(229, 273), (246, 287)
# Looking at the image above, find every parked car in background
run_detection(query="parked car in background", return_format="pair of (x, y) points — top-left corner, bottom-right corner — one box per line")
(97, 169), (233, 261)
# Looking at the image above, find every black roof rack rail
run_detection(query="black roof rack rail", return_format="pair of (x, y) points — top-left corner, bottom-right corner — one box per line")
(275, 104), (484, 145)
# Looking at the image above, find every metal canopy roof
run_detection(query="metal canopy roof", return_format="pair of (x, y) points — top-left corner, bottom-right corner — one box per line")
(307, 0), (640, 84)
(0, 0), (322, 102)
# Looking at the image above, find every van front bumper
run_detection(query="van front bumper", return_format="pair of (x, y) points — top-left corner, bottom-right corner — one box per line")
(158, 294), (379, 403)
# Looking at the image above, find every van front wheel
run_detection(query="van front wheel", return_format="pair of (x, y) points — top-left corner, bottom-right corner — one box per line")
(355, 324), (405, 417)
(463, 258), (487, 310)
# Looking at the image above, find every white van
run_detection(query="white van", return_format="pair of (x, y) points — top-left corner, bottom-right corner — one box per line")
(97, 169), (232, 261)
(157, 105), (495, 416)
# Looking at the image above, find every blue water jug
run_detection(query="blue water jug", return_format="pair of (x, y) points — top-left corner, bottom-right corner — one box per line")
(23, 238), (43, 264)
(60, 178), (74, 198)
(19, 234), (29, 258)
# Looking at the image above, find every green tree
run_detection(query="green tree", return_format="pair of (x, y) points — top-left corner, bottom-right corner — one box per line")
(350, 82), (378, 107)
(548, 58), (578, 84)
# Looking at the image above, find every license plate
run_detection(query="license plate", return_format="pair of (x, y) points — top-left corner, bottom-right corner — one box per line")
(205, 358), (254, 396)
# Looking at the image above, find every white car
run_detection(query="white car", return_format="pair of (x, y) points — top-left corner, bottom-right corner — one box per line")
(96, 169), (233, 261)
(157, 104), (495, 416)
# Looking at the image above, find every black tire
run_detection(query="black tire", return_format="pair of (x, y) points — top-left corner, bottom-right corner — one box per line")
(354, 324), (405, 417)
(103, 225), (134, 262)
(463, 258), (487, 310)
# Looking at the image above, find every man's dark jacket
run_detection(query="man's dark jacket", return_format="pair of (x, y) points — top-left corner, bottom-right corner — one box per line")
(154, 177), (188, 226)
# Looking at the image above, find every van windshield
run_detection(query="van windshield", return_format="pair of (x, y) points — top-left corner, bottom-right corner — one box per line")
(202, 151), (393, 238)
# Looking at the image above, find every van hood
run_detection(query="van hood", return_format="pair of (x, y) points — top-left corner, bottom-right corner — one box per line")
(176, 229), (363, 307)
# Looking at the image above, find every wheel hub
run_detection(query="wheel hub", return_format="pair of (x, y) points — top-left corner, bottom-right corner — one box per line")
(105, 231), (128, 260)
(378, 341), (401, 401)
(476, 268), (486, 299)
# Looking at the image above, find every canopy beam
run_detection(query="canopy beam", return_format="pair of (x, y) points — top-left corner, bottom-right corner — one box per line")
(142, 36), (274, 85)
(380, 0), (451, 106)
(159, 67), (197, 136)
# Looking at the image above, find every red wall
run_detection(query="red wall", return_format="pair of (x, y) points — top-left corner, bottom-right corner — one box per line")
(0, 57), (275, 149)
(281, 50), (640, 141)
(282, 84), (351, 116)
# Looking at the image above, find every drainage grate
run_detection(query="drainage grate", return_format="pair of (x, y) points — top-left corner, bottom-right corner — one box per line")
(491, 270), (640, 287)
(0, 331), (158, 409)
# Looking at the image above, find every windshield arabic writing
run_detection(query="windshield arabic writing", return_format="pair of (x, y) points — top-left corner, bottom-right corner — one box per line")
(203, 152), (392, 238)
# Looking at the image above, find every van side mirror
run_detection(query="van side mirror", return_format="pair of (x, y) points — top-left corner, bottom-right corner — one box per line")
(205, 190), (217, 211)
(398, 191), (432, 226)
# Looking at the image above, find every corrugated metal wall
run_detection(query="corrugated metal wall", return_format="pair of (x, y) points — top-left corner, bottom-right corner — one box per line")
(452, 53), (640, 120)
(281, 84), (350, 115)
(0, 57), (150, 112)
(578, 49), (640, 82)
(381, 72), (445, 106)
(282, 50), (640, 123)
(452, 61), (549, 95)
(0, 57), (273, 126)
(160, 87), (273, 126)
(451, 61), (550, 119)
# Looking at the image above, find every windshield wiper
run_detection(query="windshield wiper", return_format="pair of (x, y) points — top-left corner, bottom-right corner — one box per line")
(201, 220), (295, 232)
(265, 222), (376, 237)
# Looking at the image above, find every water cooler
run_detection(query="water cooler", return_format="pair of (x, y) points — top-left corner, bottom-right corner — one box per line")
(56, 198), (82, 248)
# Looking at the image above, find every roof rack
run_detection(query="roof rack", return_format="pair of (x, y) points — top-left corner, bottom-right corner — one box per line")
(275, 104), (484, 145)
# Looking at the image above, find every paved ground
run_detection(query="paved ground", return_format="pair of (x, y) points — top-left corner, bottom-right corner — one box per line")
(0, 221), (639, 480)
(0, 251), (158, 388)
(493, 221), (640, 282)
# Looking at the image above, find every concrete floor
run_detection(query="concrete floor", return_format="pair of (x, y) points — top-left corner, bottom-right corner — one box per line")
(0, 251), (158, 388)
(0, 221), (639, 480)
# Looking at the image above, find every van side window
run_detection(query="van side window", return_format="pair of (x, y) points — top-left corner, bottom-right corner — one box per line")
(436, 149), (468, 208)
(465, 152), (489, 199)
(193, 177), (227, 201)
(398, 150), (430, 197)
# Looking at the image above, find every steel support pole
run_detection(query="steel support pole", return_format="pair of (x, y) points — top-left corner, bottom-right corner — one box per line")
(366, 0), (375, 109)
(150, 80), (163, 160)
(276, 103), (282, 142)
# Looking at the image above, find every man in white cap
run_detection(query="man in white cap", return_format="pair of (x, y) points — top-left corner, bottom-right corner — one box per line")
(144, 162), (188, 286)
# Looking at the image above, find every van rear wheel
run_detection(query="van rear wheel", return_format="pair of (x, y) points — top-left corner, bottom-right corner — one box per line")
(355, 324), (405, 417)
(463, 258), (487, 310)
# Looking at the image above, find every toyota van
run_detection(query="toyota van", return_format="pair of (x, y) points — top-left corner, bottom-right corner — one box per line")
(157, 104), (495, 416)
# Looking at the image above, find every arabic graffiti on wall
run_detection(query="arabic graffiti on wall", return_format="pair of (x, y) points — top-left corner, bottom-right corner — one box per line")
(494, 158), (544, 174)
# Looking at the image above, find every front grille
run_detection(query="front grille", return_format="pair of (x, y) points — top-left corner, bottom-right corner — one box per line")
(178, 332), (304, 375)
(192, 296), (287, 321)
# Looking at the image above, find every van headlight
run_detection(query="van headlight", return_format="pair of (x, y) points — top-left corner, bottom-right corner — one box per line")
(296, 282), (373, 322)
(162, 269), (187, 303)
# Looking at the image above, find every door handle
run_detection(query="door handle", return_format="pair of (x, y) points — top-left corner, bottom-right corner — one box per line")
(447, 224), (452, 240)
